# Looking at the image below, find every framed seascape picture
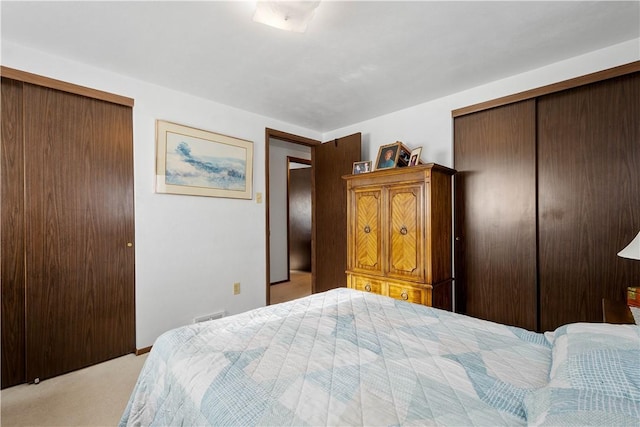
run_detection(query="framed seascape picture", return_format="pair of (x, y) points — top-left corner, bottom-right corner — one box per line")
(353, 160), (372, 174)
(155, 120), (253, 199)
(375, 142), (401, 170)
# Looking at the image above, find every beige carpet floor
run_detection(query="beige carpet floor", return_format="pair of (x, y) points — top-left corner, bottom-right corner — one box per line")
(270, 270), (311, 304)
(1, 353), (148, 427)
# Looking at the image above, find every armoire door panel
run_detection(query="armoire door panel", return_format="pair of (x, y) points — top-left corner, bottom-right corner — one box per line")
(23, 84), (135, 382)
(354, 189), (382, 274)
(537, 72), (640, 331)
(1, 78), (27, 389)
(388, 185), (423, 280)
(454, 100), (537, 330)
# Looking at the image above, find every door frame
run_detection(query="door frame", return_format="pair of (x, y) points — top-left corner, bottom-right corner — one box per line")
(265, 128), (319, 305)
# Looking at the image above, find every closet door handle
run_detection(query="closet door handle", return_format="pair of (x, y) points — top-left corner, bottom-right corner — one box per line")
(400, 226), (408, 235)
(364, 225), (371, 234)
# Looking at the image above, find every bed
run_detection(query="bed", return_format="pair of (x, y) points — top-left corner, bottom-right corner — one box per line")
(120, 288), (639, 426)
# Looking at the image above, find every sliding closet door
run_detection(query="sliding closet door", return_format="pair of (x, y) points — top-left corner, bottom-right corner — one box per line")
(538, 72), (640, 331)
(454, 100), (537, 330)
(1, 78), (27, 388)
(23, 84), (135, 382)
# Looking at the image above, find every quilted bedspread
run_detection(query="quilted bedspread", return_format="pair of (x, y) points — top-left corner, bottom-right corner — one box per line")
(120, 288), (552, 426)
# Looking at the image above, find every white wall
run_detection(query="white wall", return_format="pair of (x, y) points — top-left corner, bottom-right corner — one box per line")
(3, 37), (637, 349)
(325, 39), (640, 168)
(268, 139), (311, 283)
(323, 38), (638, 311)
(1, 41), (321, 348)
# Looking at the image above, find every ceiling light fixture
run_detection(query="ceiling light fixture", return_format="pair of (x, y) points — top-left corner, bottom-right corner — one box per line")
(253, 1), (321, 33)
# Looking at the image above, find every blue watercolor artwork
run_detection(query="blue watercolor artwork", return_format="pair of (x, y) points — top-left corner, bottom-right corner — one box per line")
(165, 132), (246, 191)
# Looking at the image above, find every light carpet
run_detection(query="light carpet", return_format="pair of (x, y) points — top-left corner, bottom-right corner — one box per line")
(1, 353), (147, 427)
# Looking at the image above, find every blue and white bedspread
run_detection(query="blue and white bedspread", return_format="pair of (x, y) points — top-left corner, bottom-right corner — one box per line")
(121, 288), (554, 426)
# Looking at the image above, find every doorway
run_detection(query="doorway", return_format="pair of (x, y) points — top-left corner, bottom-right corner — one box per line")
(265, 128), (361, 305)
(283, 157), (312, 302)
(288, 159), (312, 273)
(268, 141), (313, 304)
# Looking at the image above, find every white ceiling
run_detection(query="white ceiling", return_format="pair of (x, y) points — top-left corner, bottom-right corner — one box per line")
(2, 1), (639, 132)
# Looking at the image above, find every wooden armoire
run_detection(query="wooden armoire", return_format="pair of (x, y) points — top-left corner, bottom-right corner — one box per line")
(344, 164), (455, 310)
(454, 62), (640, 332)
(1, 68), (136, 388)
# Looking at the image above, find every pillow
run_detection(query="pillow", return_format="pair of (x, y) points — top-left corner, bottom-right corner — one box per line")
(525, 386), (640, 426)
(547, 323), (639, 397)
(524, 323), (640, 426)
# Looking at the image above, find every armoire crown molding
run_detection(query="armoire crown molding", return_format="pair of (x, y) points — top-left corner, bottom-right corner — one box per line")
(452, 60), (640, 117)
(0, 66), (134, 107)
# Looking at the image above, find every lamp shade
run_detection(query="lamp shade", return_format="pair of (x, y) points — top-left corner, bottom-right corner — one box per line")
(618, 231), (640, 260)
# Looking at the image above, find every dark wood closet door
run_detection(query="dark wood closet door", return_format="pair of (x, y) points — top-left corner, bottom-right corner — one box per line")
(313, 133), (361, 293)
(538, 72), (640, 331)
(23, 84), (135, 382)
(454, 100), (537, 330)
(289, 166), (312, 272)
(1, 78), (27, 388)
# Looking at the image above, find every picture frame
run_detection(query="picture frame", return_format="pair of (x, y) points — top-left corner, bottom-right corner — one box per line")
(398, 144), (411, 166)
(352, 160), (372, 174)
(155, 120), (253, 199)
(375, 142), (401, 170)
(408, 147), (422, 166)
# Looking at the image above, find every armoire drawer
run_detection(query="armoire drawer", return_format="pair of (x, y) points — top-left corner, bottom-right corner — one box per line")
(348, 274), (432, 307)
(387, 283), (424, 304)
(351, 276), (384, 295)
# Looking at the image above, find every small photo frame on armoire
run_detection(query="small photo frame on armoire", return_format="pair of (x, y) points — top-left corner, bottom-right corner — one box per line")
(375, 142), (401, 170)
(353, 161), (372, 174)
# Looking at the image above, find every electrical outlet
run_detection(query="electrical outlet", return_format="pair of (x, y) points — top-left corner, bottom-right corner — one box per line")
(233, 282), (241, 295)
